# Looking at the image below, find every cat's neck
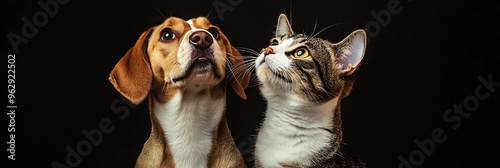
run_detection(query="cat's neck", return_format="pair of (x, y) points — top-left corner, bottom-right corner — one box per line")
(256, 90), (342, 167)
(266, 94), (338, 129)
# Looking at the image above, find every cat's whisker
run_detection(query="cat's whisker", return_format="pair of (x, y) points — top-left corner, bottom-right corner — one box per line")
(240, 50), (260, 56)
(289, 1), (293, 26)
(225, 52), (256, 67)
(310, 22), (346, 39)
(236, 60), (257, 71)
(227, 49), (258, 57)
(223, 57), (243, 87)
(242, 56), (259, 61)
(223, 55), (260, 90)
(235, 47), (261, 56)
(247, 82), (260, 88)
(309, 13), (319, 39)
(242, 58), (258, 64)
(238, 48), (259, 53)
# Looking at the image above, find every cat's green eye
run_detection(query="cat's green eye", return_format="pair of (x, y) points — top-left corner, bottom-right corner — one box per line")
(293, 48), (309, 58)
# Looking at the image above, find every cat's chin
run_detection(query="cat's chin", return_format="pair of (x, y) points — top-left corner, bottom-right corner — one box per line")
(258, 63), (292, 83)
(258, 61), (269, 70)
(256, 63), (271, 81)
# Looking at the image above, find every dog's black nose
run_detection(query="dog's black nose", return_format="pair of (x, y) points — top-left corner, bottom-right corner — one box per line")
(190, 31), (213, 50)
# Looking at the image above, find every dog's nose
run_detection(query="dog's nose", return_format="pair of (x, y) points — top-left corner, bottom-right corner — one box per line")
(190, 31), (213, 50)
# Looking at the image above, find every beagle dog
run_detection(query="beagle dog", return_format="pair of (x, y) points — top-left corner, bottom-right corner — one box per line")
(109, 16), (250, 168)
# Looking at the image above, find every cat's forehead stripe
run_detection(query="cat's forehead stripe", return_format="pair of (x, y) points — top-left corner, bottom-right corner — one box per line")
(285, 38), (313, 53)
(297, 38), (308, 44)
(279, 38), (294, 47)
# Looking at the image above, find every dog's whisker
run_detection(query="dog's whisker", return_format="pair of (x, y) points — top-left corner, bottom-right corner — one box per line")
(206, 8), (214, 20)
(161, 81), (167, 93)
(155, 7), (166, 19)
(169, 73), (175, 84)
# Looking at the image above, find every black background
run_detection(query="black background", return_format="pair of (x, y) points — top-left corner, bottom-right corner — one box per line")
(2, 0), (499, 168)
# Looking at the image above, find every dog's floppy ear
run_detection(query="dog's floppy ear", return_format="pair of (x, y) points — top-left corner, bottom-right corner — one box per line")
(227, 46), (251, 100)
(109, 27), (155, 105)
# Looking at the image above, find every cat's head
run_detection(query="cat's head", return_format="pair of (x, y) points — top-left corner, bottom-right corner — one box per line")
(255, 14), (367, 104)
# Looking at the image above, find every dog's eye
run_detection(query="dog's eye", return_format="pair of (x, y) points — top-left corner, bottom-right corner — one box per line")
(160, 28), (176, 42)
(270, 39), (279, 46)
(207, 28), (219, 39)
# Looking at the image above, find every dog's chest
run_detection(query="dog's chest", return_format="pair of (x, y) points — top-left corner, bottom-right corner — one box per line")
(153, 92), (225, 168)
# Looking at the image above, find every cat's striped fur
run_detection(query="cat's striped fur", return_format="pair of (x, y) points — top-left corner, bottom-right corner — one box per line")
(254, 14), (367, 168)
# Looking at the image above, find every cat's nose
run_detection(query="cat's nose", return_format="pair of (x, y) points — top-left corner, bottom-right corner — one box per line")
(264, 47), (275, 56)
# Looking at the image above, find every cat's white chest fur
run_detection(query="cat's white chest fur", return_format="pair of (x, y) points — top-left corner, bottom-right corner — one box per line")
(255, 89), (339, 167)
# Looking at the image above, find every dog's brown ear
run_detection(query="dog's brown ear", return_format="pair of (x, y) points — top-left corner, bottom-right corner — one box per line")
(109, 27), (155, 105)
(227, 46), (251, 100)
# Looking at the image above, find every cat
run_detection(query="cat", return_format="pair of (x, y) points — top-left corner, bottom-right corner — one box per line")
(253, 14), (367, 168)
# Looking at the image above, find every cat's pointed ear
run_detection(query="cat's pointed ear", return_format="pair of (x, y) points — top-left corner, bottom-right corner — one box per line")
(276, 14), (294, 37)
(332, 29), (367, 76)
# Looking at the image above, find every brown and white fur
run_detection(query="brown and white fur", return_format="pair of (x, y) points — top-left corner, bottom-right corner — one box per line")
(109, 16), (250, 168)
(254, 14), (367, 168)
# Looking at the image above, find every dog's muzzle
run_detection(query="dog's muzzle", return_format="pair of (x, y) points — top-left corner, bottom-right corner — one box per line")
(190, 31), (213, 50)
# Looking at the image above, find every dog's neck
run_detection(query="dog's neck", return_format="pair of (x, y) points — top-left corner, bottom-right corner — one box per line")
(256, 92), (342, 167)
(152, 84), (226, 168)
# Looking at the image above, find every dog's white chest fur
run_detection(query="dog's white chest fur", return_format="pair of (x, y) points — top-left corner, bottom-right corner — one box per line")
(154, 92), (225, 168)
(255, 91), (338, 167)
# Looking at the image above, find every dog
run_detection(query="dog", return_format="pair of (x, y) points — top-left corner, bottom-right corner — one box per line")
(109, 16), (250, 168)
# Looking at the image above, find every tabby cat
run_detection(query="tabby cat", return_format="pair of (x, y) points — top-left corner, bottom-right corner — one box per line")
(254, 14), (367, 168)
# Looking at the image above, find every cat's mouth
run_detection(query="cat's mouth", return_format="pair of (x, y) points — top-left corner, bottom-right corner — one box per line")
(258, 58), (266, 67)
(260, 61), (292, 83)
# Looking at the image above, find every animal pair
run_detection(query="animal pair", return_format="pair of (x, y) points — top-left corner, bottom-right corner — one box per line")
(109, 14), (367, 168)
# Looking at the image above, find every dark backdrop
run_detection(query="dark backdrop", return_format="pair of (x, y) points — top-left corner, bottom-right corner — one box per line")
(2, 0), (499, 167)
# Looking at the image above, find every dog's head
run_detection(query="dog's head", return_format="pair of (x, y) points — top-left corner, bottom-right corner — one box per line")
(109, 17), (251, 105)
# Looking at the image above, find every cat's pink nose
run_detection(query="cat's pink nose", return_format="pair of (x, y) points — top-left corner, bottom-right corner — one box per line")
(264, 47), (275, 56)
